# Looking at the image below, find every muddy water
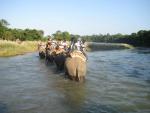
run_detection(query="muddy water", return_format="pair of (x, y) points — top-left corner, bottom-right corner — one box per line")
(0, 48), (150, 113)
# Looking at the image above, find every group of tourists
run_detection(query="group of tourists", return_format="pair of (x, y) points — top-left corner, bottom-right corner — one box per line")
(38, 36), (87, 82)
(38, 36), (87, 60)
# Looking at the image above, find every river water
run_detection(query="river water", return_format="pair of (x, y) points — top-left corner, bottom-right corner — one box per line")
(0, 48), (150, 113)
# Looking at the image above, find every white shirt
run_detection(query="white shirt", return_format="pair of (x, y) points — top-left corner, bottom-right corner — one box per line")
(75, 41), (82, 51)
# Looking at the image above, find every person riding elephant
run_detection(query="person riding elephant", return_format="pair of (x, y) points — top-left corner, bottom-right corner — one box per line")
(53, 45), (66, 70)
(38, 41), (46, 58)
(75, 37), (88, 60)
(65, 37), (87, 82)
(45, 37), (54, 63)
(59, 38), (68, 51)
(67, 36), (76, 52)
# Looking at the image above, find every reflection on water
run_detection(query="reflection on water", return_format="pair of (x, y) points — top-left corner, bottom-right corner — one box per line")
(0, 48), (150, 113)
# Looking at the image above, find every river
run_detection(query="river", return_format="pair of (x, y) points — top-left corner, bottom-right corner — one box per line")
(0, 48), (150, 113)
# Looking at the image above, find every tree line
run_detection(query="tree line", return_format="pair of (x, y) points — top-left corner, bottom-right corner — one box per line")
(81, 30), (150, 47)
(0, 19), (150, 47)
(0, 19), (45, 41)
(0, 19), (72, 41)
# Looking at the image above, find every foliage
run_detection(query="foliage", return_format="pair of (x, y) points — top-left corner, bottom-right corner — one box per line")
(0, 19), (9, 27)
(0, 19), (150, 47)
(52, 30), (71, 40)
(81, 30), (150, 47)
(0, 19), (44, 41)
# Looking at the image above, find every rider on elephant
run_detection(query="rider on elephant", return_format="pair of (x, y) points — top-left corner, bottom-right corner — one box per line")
(66, 37), (87, 60)
(75, 37), (88, 60)
(46, 37), (52, 50)
(68, 36), (76, 52)
(53, 44), (66, 55)
(59, 38), (68, 51)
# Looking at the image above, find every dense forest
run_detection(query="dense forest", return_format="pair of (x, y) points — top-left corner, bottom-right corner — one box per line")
(82, 30), (150, 47)
(0, 19), (44, 41)
(0, 19), (72, 41)
(0, 19), (150, 47)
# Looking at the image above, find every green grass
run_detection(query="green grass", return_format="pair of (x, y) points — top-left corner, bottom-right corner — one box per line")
(86, 42), (134, 51)
(0, 40), (39, 57)
(0, 40), (134, 57)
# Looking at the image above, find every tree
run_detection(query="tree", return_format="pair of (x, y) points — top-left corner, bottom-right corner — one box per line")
(52, 30), (71, 40)
(0, 19), (9, 27)
(3, 30), (15, 40)
(62, 31), (70, 40)
(0, 19), (9, 39)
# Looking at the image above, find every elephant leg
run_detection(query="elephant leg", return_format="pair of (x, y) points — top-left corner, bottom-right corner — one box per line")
(72, 76), (76, 81)
(56, 63), (60, 70)
(64, 65), (69, 75)
(76, 68), (86, 82)
(45, 57), (49, 64)
(75, 75), (84, 82)
(79, 76), (85, 82)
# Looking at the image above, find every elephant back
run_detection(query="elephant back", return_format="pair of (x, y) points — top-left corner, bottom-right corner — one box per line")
(65, 50), (87, 81)
(39, 44), (46, 53)
(69, 50), (86, 62)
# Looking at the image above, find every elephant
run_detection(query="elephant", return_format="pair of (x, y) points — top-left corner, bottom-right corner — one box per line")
(39, 50), (45, 59)
(65, 50), (87, 82)
(53, 53), (66, 70)
(45, 49), (54, 63)
(38, 44), (46, 59)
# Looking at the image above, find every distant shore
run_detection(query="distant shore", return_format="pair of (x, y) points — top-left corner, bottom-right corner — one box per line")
(0, 40), (39, 57)
(0, 40), (135, 57)
(86, 42), (134, 51)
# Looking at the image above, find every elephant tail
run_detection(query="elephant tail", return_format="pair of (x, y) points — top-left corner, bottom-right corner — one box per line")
(75, 68), (79, 81)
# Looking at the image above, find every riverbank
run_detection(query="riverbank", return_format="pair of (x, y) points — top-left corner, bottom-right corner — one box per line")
(86, 42), (134, 51)
(0, 40), (38, 57)
(0, 40), (134, 57)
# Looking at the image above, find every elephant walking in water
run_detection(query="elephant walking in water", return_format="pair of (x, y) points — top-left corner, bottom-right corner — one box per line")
(39, 50), (45, 58)
(45, 49), (54, 63)
(38, 42), (46, 59)
(54, 53), (66, 70)
(52, 45), (66, 70)
(65, 50), (87, 82)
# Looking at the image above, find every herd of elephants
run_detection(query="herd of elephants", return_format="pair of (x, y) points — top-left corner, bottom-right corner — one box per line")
(38, 41), (87, 82)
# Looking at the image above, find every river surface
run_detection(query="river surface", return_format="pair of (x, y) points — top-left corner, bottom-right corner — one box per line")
(0, 48), (150, 113)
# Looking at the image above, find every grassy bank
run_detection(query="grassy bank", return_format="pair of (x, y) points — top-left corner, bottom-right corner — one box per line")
(0, 40), (38, 57)
(86, 42), (134, 51)
(0, 40), (134, 57)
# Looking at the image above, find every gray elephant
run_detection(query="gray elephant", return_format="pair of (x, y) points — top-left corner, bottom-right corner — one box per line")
(45, 49), (55, 63)
(38, 43), (46, 59)
(54, 53), (66, 70)
(39, 50), (45, 58)
(65, 50), (87, 82)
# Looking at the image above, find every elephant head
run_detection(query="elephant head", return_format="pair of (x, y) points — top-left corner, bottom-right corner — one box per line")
(45, 49), (54, 63)
(38, 45), (46, 59)
(39, 50), (45, 58)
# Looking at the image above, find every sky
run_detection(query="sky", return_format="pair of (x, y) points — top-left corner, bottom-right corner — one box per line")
(0, 0), (150, 36)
